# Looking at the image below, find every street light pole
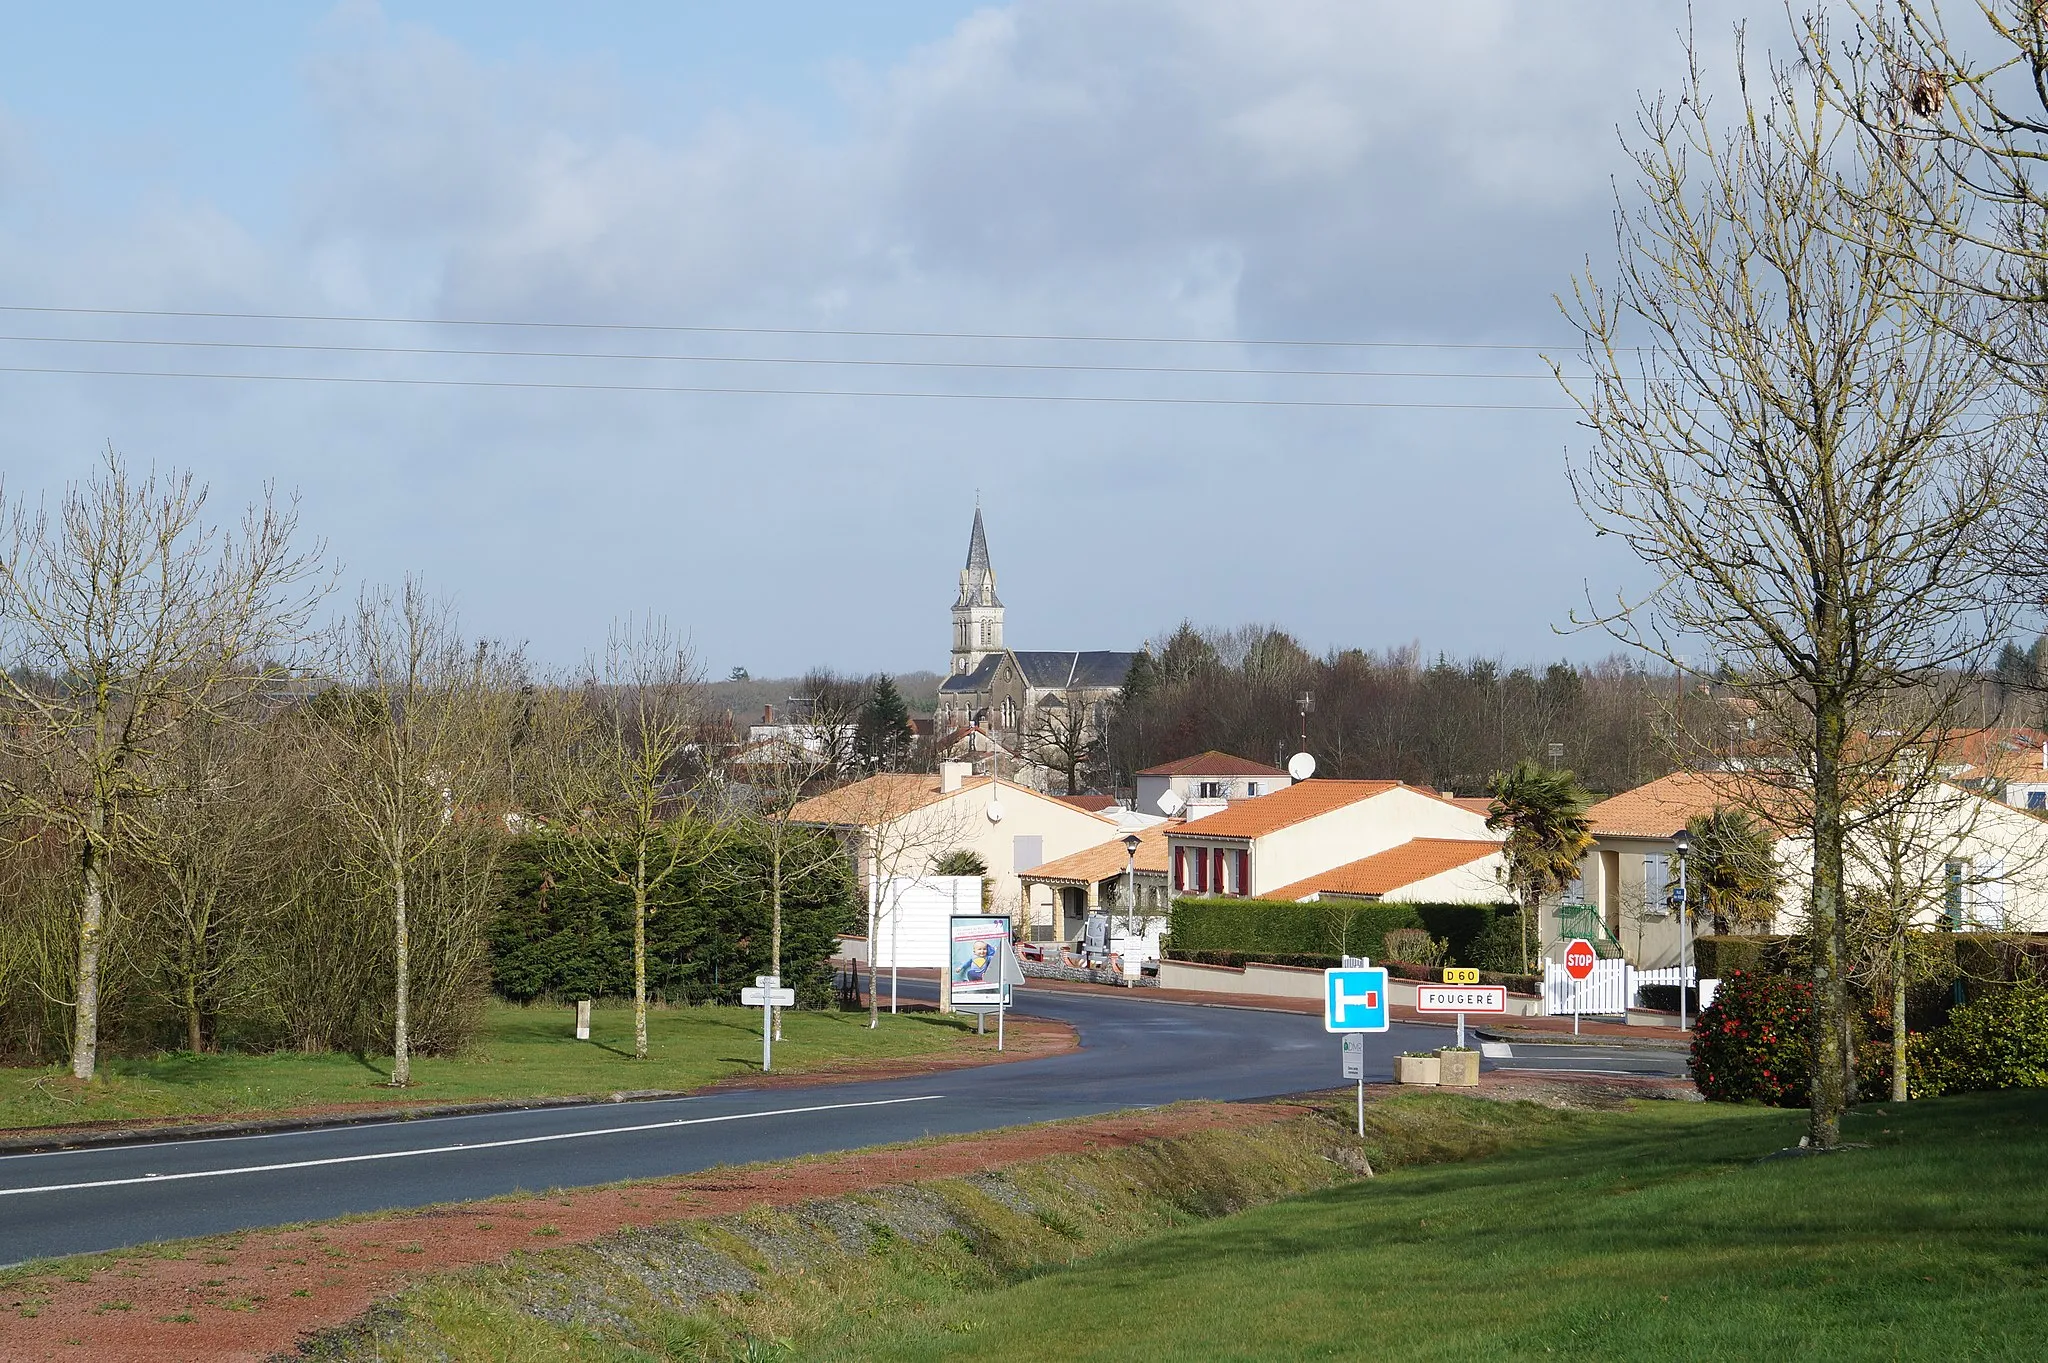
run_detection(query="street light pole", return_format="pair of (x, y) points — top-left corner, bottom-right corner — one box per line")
(1672, 826), (1692, 1031)
(1121, 833), (1142, 978)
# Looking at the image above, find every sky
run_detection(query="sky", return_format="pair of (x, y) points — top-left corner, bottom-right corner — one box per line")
(0, 1), (1766, 679)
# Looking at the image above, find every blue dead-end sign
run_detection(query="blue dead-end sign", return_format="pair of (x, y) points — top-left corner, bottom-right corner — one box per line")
(1324, 966), (1390, 1033)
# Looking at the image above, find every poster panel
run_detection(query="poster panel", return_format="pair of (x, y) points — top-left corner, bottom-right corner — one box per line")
(950, 914), (1013, 1007)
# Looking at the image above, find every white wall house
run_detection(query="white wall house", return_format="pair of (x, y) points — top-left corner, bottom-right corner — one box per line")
(1135, 751), (1292, 820)
(1164, 781), (1495, 899)
(1573, 771), (2048, 969)
(791, 762), (1120, 940)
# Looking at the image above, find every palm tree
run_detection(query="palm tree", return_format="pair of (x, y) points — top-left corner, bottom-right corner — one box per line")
(1683, 808), (1779, 936)
(1486, 760), (1595, 972)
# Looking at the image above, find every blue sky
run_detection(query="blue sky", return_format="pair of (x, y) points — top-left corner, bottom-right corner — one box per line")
(0, 2), (1754, 679)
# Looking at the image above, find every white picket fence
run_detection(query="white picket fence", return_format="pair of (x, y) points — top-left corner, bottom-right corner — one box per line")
(1540, 960), (1719, 1017)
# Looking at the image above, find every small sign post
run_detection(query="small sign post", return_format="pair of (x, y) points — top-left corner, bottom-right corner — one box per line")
(740, 976), (796, 1070)
(1340, 1033), (1366, 1136)
(1418, 976), (1505, 1050)
(1563, 939), (1597, 1036)
(1440, 968), (1480, 1047)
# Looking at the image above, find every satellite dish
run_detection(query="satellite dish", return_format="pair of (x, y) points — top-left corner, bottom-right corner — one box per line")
(1156, 789), (1185, 817)
(1287, 752), (1317, 781)
(985, 798), (1005, 824)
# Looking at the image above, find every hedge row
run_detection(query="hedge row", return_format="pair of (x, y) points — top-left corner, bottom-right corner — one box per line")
(1695, 932), (2048, 997)
(1166, 948), (1540, 996)
(1165, 897), (1517, 968)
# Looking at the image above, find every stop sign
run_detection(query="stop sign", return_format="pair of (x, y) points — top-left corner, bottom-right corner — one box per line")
(1563, 938), (1597, 980)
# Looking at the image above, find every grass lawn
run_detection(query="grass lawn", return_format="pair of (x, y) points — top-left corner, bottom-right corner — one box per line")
(816, 1091), (2048, 1361)
(0, 1003), (977, 1133)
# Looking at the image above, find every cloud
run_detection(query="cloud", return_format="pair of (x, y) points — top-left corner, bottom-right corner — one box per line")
(0, 1), (1766, 675)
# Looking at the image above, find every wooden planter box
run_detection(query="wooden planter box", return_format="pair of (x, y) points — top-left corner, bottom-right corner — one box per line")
(1437, 1048), (1480, 1087)
(1396, 1054), (1441, 1086)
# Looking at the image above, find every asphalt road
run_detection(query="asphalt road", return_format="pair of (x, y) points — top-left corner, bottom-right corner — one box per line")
(0, 985), (1686, 1266)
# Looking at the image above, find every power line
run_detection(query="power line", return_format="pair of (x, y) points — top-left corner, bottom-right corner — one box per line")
(0, 331), (1595, 381)
(0, 363), (1580, 410)
(0, 303), (1595, 353)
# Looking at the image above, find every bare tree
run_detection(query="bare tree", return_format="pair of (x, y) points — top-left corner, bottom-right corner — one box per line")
(0, 449), (324, 1079)
(315, 580), (512, 1087)
(1562, 34), (2016, 1147)
(1025, 690), (1101, 795)
(550, 616), (729, 1059)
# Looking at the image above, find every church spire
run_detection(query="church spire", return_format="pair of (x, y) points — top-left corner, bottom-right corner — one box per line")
(965, 505), (992, 575)
(951, 505), (1004, 673)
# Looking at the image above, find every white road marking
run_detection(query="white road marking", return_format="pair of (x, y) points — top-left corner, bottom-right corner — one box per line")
(0, 1094), (944, 1199)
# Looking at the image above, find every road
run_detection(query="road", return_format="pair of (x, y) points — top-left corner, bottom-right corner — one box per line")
(0, 985), (1685, 1266)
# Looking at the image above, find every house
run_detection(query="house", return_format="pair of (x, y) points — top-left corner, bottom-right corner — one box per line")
(1134, 751), (1292, 819)
(1018, 821), (1175, 943)
(1573, 770), (2048, 968)
(789, 760), (1120, 939)
(1164, 780), (1495, 899)
(1263, 838), (1504, 904)
(932, 508), (1136, 791)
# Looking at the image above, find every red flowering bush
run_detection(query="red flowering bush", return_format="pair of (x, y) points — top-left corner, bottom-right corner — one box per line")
(1688, 969), (1813, 1106)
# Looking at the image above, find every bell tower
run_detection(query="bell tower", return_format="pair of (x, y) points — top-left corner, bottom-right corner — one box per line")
(952, 506), (1004, 675)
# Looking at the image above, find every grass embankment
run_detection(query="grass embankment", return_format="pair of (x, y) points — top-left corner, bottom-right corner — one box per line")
(329, 1090), (2048, 1361)
(0, 1003), (975, 1132)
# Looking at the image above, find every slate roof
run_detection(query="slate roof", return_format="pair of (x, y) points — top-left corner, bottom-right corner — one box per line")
(937, 653), (1004, 694)
(1013, 650), (1137, 690)
(1264, 838), (1504, 902)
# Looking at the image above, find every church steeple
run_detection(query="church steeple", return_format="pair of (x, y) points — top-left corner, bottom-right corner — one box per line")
(952, 506), (1005, 674)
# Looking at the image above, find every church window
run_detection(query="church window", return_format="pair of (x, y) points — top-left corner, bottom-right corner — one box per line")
(1001, 697), (1016, 728)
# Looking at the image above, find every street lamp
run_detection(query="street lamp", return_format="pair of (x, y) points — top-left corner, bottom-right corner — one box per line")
(1671, 826), (1693, 1031)
(1122, 833), (1143, 970)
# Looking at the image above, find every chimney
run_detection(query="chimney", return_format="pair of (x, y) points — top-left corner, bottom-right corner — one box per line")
(763, 704), (774, 724)
(940, 760), (971, 793)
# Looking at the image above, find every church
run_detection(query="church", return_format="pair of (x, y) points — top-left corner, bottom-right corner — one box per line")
(934, 508), (1137, 791)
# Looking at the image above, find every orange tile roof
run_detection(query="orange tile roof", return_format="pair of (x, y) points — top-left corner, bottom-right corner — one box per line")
(1164, 780), (1409, 840)
(1264, 838), (1503, 902)
(1584, 771), (1780, 839)
(1137, 750), (1289, 778)
(1019, 823), (1174, 885)
(1445, 796), (1495, 817)
(790, 772), (1120, 829)
(1055, 794), (1118, 812)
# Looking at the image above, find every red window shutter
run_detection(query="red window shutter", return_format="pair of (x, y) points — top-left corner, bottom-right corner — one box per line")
(1173, 846), (1185, 891)
(1195, 848), (1208, 893)
(1212, 848), (1225, 895)
(1234, 850), (1249, 896)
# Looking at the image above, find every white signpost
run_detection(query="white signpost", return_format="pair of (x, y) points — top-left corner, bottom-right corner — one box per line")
(740, 975), (796, 1071)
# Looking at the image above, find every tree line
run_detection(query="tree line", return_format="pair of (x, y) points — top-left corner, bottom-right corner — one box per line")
(0, 454), (862, 1083)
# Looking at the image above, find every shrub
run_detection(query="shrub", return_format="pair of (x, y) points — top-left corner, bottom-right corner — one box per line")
(1165, 898), (1514, 966)
(933, 849), (988, 878)
(1687, 969), (1814, 1106)
(1466, 910), (1527, 974)
(1381, 927), (1444, 965)
(1906, 984), (2048, 1098)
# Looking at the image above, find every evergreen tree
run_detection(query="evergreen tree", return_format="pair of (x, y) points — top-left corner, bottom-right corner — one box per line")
(858, 675), (915, 772)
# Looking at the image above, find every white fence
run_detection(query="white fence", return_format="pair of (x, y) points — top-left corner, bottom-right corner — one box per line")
(1541, 960), (1720, 1017)
(1542, 958), (1632, 1016)
(870, 876), (983, 969)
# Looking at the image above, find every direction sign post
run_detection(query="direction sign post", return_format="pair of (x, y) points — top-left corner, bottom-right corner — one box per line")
(1325, 964), (1389, 1148)
(1420, 972), (1502, 1050)
(1440, 967), (1480, 1048)
(740, 976), (796, 1070)
(1563, 939), (1597, 1036)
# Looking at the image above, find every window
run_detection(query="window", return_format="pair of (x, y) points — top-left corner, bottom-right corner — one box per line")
(1173, 846), (1186, 891)
(1013, 835), (1043, 873)
(2030, 790), (2046, 811)
(1198, 781), (1226, 800)
(1246, 782), (1261, 797)
(1945, 861), (1966, 928)
(1001, 697), (1016, 728)
(1233, 850), (1249, 897)
(1643, 854), (1669, 909)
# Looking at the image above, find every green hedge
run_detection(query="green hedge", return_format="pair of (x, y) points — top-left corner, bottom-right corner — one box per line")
(1165, 898), (1516, 968)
